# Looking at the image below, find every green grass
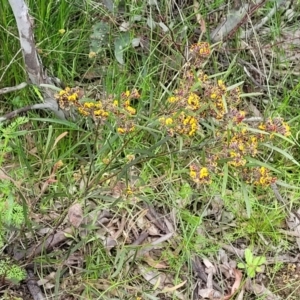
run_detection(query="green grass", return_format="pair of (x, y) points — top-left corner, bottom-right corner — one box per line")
(1, 0), (300, 299)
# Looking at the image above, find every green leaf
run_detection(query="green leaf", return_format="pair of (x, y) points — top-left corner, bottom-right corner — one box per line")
(244, 248), (253, 264)
(257, 266), (263, 272)
(179, 182), (193, 199)
(246, 157), (281, 174)
(247, 268), (256, 278)
(221, 163), (228, 197)
(90, 21), (110, 53)
(253, 256), (266, 266)
(261, 143), (299, 166)
(237, 262), (246, 269)
(114, 32), (131, 64)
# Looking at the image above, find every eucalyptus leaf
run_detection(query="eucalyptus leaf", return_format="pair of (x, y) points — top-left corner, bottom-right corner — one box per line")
(114, 32), (131, 64)
(90, 21), (110, 53)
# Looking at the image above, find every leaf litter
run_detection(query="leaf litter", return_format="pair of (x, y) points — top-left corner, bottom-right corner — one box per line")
(4, 1), (300, 299)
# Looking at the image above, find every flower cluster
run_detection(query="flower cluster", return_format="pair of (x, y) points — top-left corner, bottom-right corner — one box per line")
(159, 112), (198, 136)
(242, 167), (276, 186)
(157, 42), (291, 187)
(56, 87), (140, 134)
(259, 117), (291, 137)
(112, 89), (140, 134)
(77, 101), (109, 119)
(189, 42), (211, 67)
(159, 45), (242, 138)
(56, 87), (110, 123)
(189, 164), (211, 185)
(56, 86), (82, 110)
(188, 114), (290, 186)
(218, 126), (260, 167)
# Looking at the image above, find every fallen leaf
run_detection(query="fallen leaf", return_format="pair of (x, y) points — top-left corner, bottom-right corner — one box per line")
(104, 236), (117, 250)
(160, 280), (186, 293)
(51, 131), (68, 152)
(68, 203), (83, 228)
(223, 269), (243, 300)
(198, 288), (215, 298)
(193, 0), (206, 33)
(143, 253), (169, 269)
(138, 265), (168, 287)
(246, 279), (282, 300)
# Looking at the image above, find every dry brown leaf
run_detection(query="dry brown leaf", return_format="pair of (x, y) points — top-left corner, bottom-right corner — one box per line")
(104, 236), (117, 251)
(136, 215), (147, 230)
(160, 280), (186, 293)
(148, 223), (160, 235)
(193, 0), (206, 34)
(68, 203), (83, 228)
(246, 279), (282, 300)
(64, 253), (84, 267)
(138, 265), (169, 287)
(203, 258), (215, 271)
(51, 131), (68, 152)
(143, 253), (169, 269)
(198, 289), (216, 299)
(164, 216), (175, 233)
(223, 269), (242, 300)
(14, 228), (74, 261)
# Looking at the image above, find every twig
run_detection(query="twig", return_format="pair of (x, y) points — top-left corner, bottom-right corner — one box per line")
(0, 102), (56, 122)
(26, 269), (45, 300)
(0, 82), (27, 95)
(243, 116), (264, 123)
(271, 182), (287, 205)
(14, 227), (73, 261)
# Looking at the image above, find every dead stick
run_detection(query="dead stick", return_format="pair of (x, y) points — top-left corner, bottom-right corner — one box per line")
(14, 227), (73, 261)
(0, 82), (27, 95)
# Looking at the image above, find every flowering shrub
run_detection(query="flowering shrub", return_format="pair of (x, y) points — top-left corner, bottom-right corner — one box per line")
(55, 42), (291, 188)
(159, 42), (290, 187)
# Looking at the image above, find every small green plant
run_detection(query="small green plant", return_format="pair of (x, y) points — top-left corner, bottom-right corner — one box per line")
(0, 259), (26, 283)
(238, 248), (266, 278)
(0, 117), (28, 282)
